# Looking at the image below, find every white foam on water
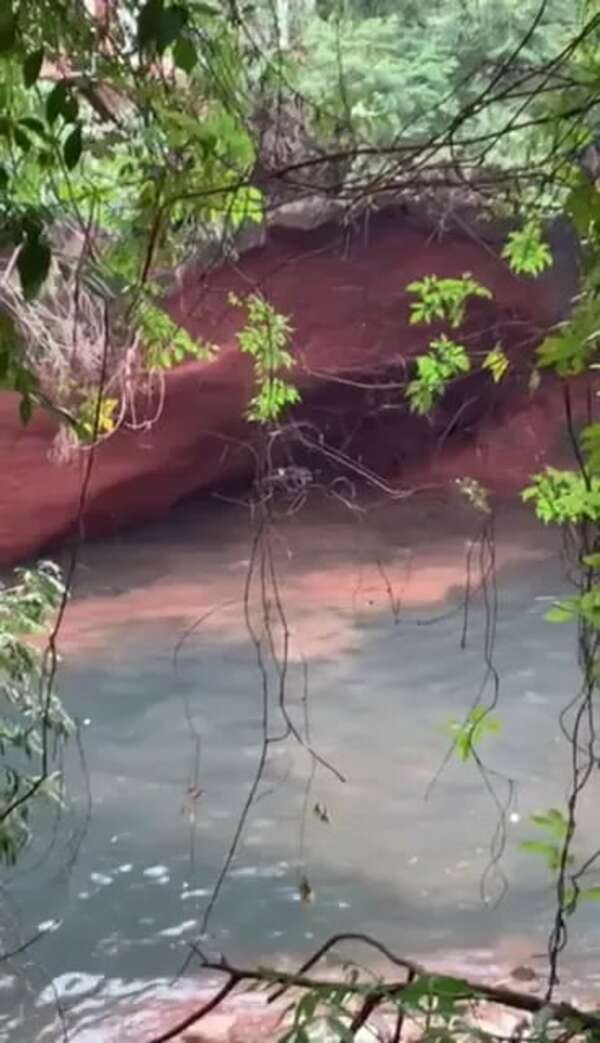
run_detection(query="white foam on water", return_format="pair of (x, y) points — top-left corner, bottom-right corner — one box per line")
(180, 887), (210, 899)
(36, 973), (104, 1006)
(143, 865), (169, 878)
(157, 919), (197, 938)
(90, 872), (113, 886)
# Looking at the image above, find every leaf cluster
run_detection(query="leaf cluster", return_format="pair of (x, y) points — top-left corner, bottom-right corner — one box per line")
(230, 292), (300, 423)
(0, 562), (73, 865)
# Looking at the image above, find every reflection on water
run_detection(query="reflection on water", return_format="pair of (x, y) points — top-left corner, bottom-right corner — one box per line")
(1, 493), (597, 1040)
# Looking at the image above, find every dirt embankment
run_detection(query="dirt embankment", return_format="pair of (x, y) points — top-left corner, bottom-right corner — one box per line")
(0, 212), (570, 566)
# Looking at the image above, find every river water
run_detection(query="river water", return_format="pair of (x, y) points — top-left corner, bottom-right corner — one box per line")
(2, 491), (599, 1040)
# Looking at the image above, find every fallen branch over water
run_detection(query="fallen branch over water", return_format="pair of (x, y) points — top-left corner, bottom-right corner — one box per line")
(146, 932), (600, 1043)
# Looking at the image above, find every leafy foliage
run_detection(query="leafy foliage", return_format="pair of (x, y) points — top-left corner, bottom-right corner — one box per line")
(407, 335), (470, 415)
(0, 0), (262, 429)
(522, 468), (600, 525)
(75, 392), (119, 441)
(407, 274), (492, 329)
(521, 809), (572, 873)
(0, 562), (72, 865)
(545, 589), (600, 628)
(294, 13), (458, 145)
(1, 0), (600, 1020)
(581, 424), (600, 474)
(501, 221), (553, 277)
(482, 345), (510, 383)
(292, 0), (580, 166)
(230, 292), (300, 423)
(135, 298), (217, 371)
(445, 707), (502, 762)
(537, 298), (600, 377)
(404, 274), (498, 414)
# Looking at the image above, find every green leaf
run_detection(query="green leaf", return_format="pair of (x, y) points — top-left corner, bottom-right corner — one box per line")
(17, 235), (51, 300)
(545, 600), (577, 623)
(445, 708), (501, 762)
(23, 48), (44, 88)
(0, 8), (16, 53)
(502, 221), (553, 277)
(407, 335), (470, 415)
(139, 0), (186, 51)
(12, 126), (30, 153)
(46, 82), (78, 126)
(565, 177), (600, 236)
(537, 297), (599, 377)
(297, 990), (320, 1025)
(63, 125), (82, 170)
(0, 165), (7, 191)
(580, 887), (600, 902)
(173, 35), (197, 73)
(407, 273), (491, 328)
(520, 841), (561, 868)
(138, 0), (163, 48)
(522, 467), (600, 525)
(581, 424), (600, 475)
(400, 974), (474, 1012)
(483, 346), (509, 383)
(46, 82), (68, 125)
(61, 92), (79, 124)
(530, 809), (568, 838)
(576, 588), (600, 628)
(19, 117), (46, 138)
(157, 5), (187, 52)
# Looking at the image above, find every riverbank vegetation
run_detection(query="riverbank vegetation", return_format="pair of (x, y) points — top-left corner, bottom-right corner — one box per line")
(3, 1), (600, 1040)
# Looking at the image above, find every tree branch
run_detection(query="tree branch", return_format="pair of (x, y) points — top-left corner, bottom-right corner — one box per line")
(145, 937), (600, 1043)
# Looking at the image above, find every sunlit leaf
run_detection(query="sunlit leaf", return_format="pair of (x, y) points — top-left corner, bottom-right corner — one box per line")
(407, 273), (492, 328)
(400, 974), (475, 1013)
(530, 809), (568, 838)
(520, 840), (561, 869)
(482, 346), (509, 383)
(445, 708), (501, 762)
(502, 221), (553, 277)
(545, 601), (577, 623)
